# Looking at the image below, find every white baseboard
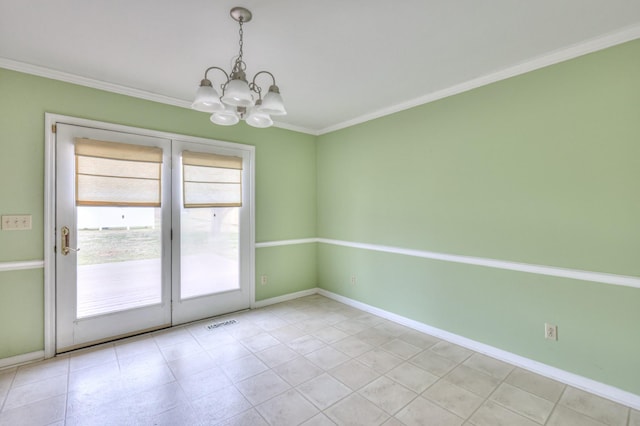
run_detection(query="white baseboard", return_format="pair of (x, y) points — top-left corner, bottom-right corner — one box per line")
(317, 289), (640, 410)
(0, 350), (45, 370)
(252, 288), (319, 309)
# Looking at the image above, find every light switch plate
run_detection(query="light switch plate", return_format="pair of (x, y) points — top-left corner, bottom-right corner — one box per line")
(1, 215), (32, 230)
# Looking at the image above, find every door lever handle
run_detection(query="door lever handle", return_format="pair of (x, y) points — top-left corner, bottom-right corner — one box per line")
(61, 226), (80, 255)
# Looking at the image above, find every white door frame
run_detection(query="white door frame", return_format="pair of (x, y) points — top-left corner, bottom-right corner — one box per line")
(43, 113), (256, 358)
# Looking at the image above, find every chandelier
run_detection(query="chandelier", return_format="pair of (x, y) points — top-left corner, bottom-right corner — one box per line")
(191, 7), (286, 128)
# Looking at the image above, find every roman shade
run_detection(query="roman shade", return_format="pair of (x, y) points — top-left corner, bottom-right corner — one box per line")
(75, 138), (163, 207)
(182, 150), (243, 208)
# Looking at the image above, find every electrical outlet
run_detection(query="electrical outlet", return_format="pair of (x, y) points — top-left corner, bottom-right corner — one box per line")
(260, 275), (268, 285)
(1, 215), (32, 230)
(545, 323), (558, 341)
(350, 275), (357, 286)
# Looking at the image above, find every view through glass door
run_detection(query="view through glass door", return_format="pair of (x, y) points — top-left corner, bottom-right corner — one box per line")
(55, 122), (253, 352)
(171, 140), (253, 325)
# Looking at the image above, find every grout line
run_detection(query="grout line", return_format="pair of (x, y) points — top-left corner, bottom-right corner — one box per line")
(0, 367), (17, 413)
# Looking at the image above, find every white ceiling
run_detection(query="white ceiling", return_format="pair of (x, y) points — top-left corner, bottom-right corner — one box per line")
(1, 1), (639, 134)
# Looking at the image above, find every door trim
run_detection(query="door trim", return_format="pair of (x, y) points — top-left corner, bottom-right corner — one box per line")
(43, 113), (256, 358)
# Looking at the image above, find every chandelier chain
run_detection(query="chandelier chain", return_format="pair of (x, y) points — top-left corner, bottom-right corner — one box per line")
(238, 19), (244, 63)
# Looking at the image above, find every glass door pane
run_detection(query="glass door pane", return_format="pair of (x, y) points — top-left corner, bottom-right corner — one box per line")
(55, 123), (172, 353)
(171, 139), (252, 325)
(76, 206), (162, 317)
(180, 207), (239, 299)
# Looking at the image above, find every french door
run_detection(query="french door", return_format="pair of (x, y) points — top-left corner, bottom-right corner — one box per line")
(55, 122), (253, 352)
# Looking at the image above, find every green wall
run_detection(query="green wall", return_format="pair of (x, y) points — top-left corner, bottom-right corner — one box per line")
(2, 39), (639, 397)
(316, 39), (640, 394)
(0, 68), (317, 359)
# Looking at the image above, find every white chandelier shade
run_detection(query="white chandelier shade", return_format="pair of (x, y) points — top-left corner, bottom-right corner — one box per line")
(191, 7), (286, 128)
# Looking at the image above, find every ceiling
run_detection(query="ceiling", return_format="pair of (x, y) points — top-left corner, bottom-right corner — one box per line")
(1, 1), (639, 135)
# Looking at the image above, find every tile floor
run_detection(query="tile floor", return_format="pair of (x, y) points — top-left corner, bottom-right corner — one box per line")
(0, 295), (637, 425)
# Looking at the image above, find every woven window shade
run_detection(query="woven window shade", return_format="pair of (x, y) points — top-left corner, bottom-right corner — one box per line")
(182, 151), (243, 208)
(75, 138), (163, 207)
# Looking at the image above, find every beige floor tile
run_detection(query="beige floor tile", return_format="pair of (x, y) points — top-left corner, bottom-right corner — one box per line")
(386, 362), (439, 394)
(279, 310), (313, 324)
(354, 313), (385, 327)
(149, 403), (203, 426)
(256, 389), (319, 426)
(166, 350), (216, 380)
(301, 412), (338, 425)
(253, 315), (289, 331)
(373, 320), (411, 337)
(269, 324), (307, 343)
(468, 400), (539, 426)
(356, 327), (396, 347)
(209, 408), (269, 426)
(193, 328), (237, 349)
(359, 376), (418, 415)
(323, 312), (350, 325)
(313, 326), (350, 344)
(207, 342), (251, 364)
(225, 322), (264, 340)
(69, 345), (117, 372)
(220, 354), (269, 383)
(118, 348), (167, 373)
(559, 387), (629, 426)
(114, 335), (160, 359)
(382, 418), (405, 426)
(12, 357), (68, 388)
(396, 395), (464, 426)
(3, 374), (67, 411)
(546, 405), (608, 426)
(333, 319), (371, 335)
(423, 379), (484, 419)
(409, 349), (458, 377)
(357, 348), (404, 374)
(305, 346), (350, 370)
(152, 327), (194, 348)
(255, 343), (299, 368)
(273, 356), (324, 386)
(297, 318), (333, 334)
(0, 394), (66, 426)
(158, 338), (203, 362)
(287, 335), (327, 355)
(429, 341), (474, 364)
(297, 373), (352, 410)
(463, 353), (513, 380)
(443, 364), (501, 398)
(1, 294), (637, 426)
(504, 368), (565, 402)
(397, 330), (441, 349)
(239, 332), (281, 352)
(190, 385), (252, 424)
(329, 359), (380, 390)
(331, 335), (374, 358)
(325, 393), (389, 425)
(490, 382), (554, 424)
(0, 369), (14, 403)
(380, 339), (422, 360)
(235, 370), (291, 405)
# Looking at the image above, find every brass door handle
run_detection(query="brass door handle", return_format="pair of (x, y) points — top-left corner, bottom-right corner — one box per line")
(61, 226), (80, 255)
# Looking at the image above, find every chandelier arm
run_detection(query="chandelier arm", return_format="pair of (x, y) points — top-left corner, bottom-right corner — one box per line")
(203, 66), (230, 83)
(251, 71), (277, 87)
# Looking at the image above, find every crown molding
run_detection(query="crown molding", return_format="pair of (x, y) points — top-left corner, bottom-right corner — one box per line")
(0, 57), (318, 136)
(2, 23), (638, 138)
(318, 24), (640, 135)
